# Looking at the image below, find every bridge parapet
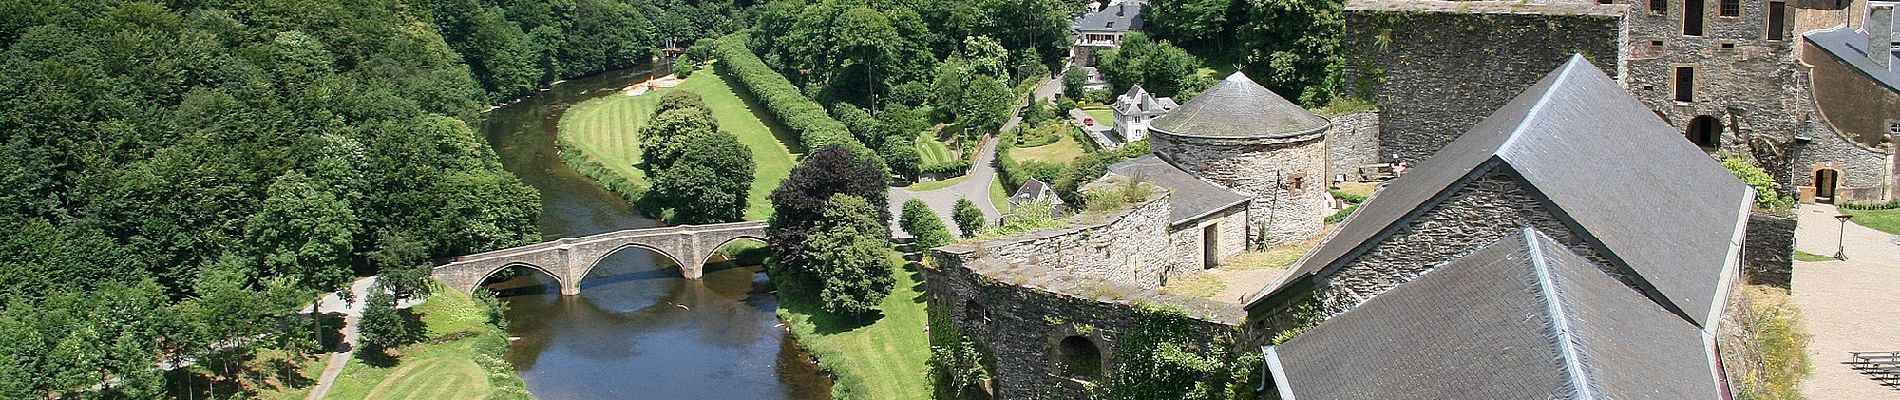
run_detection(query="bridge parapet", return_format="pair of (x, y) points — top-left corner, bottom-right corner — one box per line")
(432, 221), (769, 295)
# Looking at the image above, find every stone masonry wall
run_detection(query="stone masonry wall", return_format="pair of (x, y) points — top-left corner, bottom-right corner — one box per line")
(1326, 111), (1385, 182)
(936, 190), (1178, 289)
(1742, 212), (1796, 289)
(921, 257), (1239, 399)
(1618, 0), (1813, 162)
(1801, 39), (1899, 149)
(1166, 206), (1252, 278)
(1152, 132), (1329, 246)
(1791, 114), (1893, 201)
(1315, 165), (1616, 317)
(1342, 4), (1623, 163)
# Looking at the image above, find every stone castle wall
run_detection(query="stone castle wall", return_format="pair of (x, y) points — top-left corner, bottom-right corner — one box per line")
(1326, 111), (1385, 182)
(924, 193), (1243, 399)
(1742, 212), (1796, 289)
(1310, 166), (1615, 318)
(1341, 3), (1623, 163)
(1790, 115), (1894, 201)
(1152, 131), (1329, 245)
(1618, 0), (1813, 165)
(1166, 205), (1252, 279)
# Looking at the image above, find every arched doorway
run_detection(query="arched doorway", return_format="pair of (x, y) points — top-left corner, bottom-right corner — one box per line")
(1686, 115), (1721, 148)
(1813, 169), (1840, 204)
(1056, 336), (1103, 380)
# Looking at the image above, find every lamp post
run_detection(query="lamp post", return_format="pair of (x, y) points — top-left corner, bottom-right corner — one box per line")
(1834, 214), (1853, 260)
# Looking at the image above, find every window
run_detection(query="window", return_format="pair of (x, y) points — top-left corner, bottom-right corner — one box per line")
(1719, 0), (1740, 16)
(1888, 120), (1900, 136)
(1650, 0), (1668, 13)
(1674, 66), (1696, 102)
(1684, 0), (1706, 35)
(1766, 1), (1788, 40)
(1652, 40), (1666, 47)
(1599, 0), (1613, 4)
(1720, 42), (1736, 49)
(1286, 173), (1306, 195)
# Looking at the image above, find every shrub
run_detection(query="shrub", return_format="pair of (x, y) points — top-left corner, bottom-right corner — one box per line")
(952, 198), (985, 237)
(357, 289), (411, 350)
(900, 199), (954, 249)
(673, 59), (695, 78)
(1839, 199), (1900, 210)
(1722, 157), (1792, 210)
(715, 33), (868, 156)
(975, 199), (1066, 240)
(1325, 204), (1359, 224)
(1083, 178), (1155, 213)
(1326, 188), (1367, 204)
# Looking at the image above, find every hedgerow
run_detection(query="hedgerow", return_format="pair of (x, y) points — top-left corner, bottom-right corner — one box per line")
(714, 33), (869, 156)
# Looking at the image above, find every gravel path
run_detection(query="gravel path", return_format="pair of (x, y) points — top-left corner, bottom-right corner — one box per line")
(889, 77), (1061, 238)
(1792, 204), (1900, 399)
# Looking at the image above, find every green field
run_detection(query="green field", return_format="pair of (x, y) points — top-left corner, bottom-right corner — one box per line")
(557, 62), (801, 220)
(1843, 208), (1900, 235)
(990, 175), (1010, 213)
(1081, 106), (1115, 127)
(917, 126), (961, 166)
(778, 257), (931, 400)
(1013, 130), (1086, 164)
(265, 288), (523, 400)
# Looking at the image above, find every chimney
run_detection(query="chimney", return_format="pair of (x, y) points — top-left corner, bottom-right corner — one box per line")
(1872, 3), (1894, 70)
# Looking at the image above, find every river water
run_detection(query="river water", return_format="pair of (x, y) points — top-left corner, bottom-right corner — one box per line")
(477, 67), (832, 399)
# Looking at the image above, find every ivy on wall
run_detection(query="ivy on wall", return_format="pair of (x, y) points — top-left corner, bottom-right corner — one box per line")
(1102, 305), (1260, 400)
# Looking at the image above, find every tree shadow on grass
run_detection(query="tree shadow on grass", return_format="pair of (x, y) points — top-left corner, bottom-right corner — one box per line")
(777, 284), (884, 335)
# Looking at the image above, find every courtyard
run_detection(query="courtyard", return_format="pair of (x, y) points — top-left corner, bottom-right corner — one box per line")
(1793, 204), (1900, 399)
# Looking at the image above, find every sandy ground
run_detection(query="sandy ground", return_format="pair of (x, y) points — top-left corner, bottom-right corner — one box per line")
(1792, 204), (1900, 399)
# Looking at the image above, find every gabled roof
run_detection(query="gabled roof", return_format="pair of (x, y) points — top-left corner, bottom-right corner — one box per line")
(1103, 154), (1248, 225)
(1111, 85), (1177, 116)
(1252, 55), (1752, 328)
(1266, 228), (1720, 400)
(1073, 1), (1143, 32)
(1149, 72), (1329, 139)
(1011, 178), (1066, 206)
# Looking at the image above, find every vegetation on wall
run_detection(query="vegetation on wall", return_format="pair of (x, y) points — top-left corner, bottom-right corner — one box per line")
(1722, 157), (1793, 210)
(1102, 305), (1260, 400)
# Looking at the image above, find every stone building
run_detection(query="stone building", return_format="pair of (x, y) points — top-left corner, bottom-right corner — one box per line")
(1149, 72), (1332, 246)
(1100, 155), (1250, 273)
(1069, 0), (1144, 67)
(1341, 0), (1898, 202)
(1108, 85), (1176, 142)
(1252, 57), (1750, 398)
(1794, 3), (1899, 202)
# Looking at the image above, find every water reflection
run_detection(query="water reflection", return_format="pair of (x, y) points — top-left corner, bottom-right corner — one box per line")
(478, 67), (831, 399)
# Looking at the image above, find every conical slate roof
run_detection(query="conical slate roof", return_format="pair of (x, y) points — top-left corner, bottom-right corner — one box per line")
(1149, 72), (1329, 139)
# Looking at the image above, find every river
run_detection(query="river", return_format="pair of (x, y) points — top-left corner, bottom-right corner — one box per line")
(477, 66), (832, 399)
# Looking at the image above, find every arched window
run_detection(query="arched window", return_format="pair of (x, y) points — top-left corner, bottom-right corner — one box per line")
(1057, 336), (1103, 379)
(1686, 115), (1721, 148)
(963, 299), (988, 323)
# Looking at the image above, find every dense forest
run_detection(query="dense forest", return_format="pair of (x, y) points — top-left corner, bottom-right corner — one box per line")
(0, 0), (735, 396)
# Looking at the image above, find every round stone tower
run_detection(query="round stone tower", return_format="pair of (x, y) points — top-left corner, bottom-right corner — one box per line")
(1148, 72), (1330, 246)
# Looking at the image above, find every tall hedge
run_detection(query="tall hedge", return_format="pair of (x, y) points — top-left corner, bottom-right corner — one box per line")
(714, 33), (867, 155)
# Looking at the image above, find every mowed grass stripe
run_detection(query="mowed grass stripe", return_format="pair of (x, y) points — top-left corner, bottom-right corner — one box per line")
(557, 61), (799, 220)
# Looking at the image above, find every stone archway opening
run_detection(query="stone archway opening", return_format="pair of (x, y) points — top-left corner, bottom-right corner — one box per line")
(1056, 335), (1104, 380)
(702, 236), (769, 270)
(1686, 115), (1721, 148)
(479, 264), (564, 296)
(579, 244), (689, 291)
(963, 299), (989, 324)
(1813, 168), (1841, 204)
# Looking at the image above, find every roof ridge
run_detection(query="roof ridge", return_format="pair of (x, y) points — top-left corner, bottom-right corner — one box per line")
(1496, 55), (1584, 156)
(1523, 227), (1598, 399)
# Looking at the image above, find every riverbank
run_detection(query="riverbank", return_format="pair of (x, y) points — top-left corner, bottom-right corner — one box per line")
(776, 253), (932, 400)
(555, 61), (801, 220)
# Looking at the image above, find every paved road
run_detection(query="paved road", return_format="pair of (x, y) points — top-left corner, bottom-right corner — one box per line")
(1791, 204), (1900, 399)
(305, 277), (421, 400)
(889, 77), (1061, 238)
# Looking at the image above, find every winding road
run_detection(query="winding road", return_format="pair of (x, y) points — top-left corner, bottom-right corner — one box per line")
(888, 77), (1063, 237)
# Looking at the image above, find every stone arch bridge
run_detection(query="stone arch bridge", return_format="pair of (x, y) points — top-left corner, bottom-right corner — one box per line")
(433, 221), (767, 296)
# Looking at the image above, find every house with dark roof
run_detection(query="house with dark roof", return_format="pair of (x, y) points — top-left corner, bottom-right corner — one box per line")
(1069, 0), (1143, 66)
(1008, 178), (1070, 218)
(1265, 228), (1725, 399)
(1246, 57), (1750, 398)
(1097, 154), (1251, 271)
(1109, 85), (1177, 142)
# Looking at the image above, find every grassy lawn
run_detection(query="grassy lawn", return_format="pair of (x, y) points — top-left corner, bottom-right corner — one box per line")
(1794, 250), (1835, 262)
(1081, 106), (1115, 127)
(777, 257), (931, 400)
(557, 62), (801, 220)
(1842, 208), (1900, 235)
(905, 175), (970, 191)
(1013, 131), (1086, 164)
(300, 288), (522, 400)
(990, 175), (1010, 213)
(917, 125), (961, 166)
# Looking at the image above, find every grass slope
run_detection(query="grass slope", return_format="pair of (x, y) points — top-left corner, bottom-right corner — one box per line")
(557, 63), (801, 220)
(1081, 106), (1115, 127)
(1013, 131), (1085, 164)
(917, 127), (960, 166)
(300, 288), (525, 400)
(777, 258), (931, 400)
(1842, 208), (1900, 235)
(990, 175), (1010, 213)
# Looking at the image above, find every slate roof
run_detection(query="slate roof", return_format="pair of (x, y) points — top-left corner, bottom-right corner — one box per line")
(1804, 26), (1900, 91)
(1252, 55), (1752, 328)
(1010, 178), (1066, 206)
(1110, 85), (1177, 117)
(1266, 228), (1720, 400)
(1149, 72), (1329, 139)
(1103, 154), (1248, 225)
(1073, 1), (1143, 32)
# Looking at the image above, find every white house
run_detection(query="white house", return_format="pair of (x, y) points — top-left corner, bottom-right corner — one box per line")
(1110, 85), (1176, 142)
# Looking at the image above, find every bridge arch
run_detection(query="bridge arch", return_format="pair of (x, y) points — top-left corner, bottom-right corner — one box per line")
(432, 221), (769, 296)
(466, 261), (571, 296)
(574, 242), (691, 286)
(695, 234), (769, 266)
